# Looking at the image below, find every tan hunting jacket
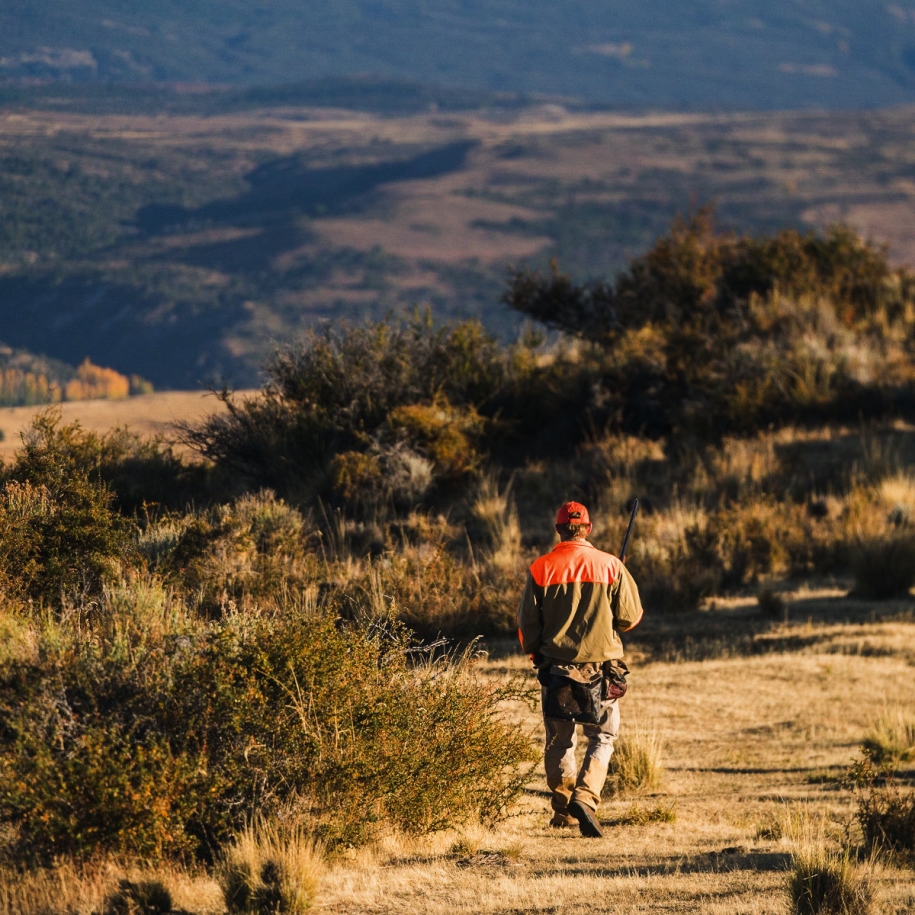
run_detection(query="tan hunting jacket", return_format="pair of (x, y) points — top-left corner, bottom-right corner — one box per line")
(517, 539), (644, 663)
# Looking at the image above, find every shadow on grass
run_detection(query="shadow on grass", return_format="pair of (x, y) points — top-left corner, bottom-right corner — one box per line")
(543, 850), (792, 877)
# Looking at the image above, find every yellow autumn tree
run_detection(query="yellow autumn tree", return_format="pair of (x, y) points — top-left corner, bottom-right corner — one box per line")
(64, 359), (130, 401)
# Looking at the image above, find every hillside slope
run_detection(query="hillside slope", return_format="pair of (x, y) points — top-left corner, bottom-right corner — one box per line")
(2, 1), (915, 110)
(4, 103), (915, 388)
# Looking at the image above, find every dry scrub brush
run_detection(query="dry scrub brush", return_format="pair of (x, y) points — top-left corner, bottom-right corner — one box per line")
(0, 594), (535, 864)
(850, 756), (915, 858)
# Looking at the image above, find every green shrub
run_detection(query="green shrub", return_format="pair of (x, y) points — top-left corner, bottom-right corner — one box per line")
(185, 616), (535, 848)
(0, 605), (534, 864)
(157, 490), (314, 614)
(0, 689), (205, 863)
(506, 209), (902, 348)
(179, 315), (507, 507)
(6, 408), (210, 516)
(850, 533), (915, 599)
(0, 476), (130, 609)
(504, 211), (915, 440)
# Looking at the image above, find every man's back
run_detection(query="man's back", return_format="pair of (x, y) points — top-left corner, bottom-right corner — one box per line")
(519, 538), (643, 663)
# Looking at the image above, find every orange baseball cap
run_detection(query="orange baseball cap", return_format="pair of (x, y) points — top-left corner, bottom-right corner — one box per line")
(556, 501), (590, 525)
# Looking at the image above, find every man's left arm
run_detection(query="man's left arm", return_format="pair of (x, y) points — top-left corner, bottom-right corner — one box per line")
(611, 563), (644, 632)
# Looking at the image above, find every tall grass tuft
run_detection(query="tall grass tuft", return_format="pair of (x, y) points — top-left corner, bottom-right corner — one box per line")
(610, 801), (677, 826)
(0, 863), (105, 915)
(103, 878), (172, 915)
(785, 812), (873, 915)
(862, 706), (915, 767)
(605, 721), (664, 795)
(468, 472), (521, 573)
(219, 820), (324, 915)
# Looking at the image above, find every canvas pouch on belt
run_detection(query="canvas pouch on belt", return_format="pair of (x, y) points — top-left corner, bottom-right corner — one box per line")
(538, 662), (604, 724)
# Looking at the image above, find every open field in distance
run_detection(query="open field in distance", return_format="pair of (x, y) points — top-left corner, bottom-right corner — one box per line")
(0, 390), (238, 463)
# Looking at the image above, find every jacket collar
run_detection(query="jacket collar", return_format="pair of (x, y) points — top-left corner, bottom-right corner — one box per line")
(552, 539), (594, 551)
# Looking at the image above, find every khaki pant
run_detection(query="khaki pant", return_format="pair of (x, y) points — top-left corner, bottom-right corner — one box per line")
(541, 671), (620, 815)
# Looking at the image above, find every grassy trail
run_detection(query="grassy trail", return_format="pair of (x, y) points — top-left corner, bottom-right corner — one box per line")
(317, 602), (915, 914)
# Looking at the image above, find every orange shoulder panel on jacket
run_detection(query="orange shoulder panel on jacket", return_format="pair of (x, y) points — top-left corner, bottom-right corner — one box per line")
(529, 541), (621, 588)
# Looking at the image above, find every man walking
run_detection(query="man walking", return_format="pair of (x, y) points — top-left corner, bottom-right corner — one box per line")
(518, 501), (644, 838)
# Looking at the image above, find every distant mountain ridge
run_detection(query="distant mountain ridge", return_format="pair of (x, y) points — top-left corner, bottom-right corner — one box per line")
(3, 0), (915, 110)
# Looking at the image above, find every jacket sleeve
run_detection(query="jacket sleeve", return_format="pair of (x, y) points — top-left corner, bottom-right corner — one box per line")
(611, 563), (644, 632)
(517, 571), (543, 654)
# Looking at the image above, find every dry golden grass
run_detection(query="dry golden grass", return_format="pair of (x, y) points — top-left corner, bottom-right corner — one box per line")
(468, 472), (522, 573)
(606, 719), (665, 796)
(784, 810), (875, 915)
(863, 705), (915, 767)
(0, 861), (223, 915)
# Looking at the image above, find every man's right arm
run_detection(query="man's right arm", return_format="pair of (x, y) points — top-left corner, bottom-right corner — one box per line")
(517, 571), (543, 655)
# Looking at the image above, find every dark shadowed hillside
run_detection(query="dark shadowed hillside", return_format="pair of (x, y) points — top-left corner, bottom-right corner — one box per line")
(3, 1), (915, 110)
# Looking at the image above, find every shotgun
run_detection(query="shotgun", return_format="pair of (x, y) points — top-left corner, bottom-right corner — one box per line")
(618, 498), (639, 563)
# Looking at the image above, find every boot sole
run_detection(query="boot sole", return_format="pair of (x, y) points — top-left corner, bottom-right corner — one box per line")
(568, 800), (603, 838)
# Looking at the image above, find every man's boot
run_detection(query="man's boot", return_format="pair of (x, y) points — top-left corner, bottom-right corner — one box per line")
(567, 799), (603, 838)
(549, 810), (576, 828)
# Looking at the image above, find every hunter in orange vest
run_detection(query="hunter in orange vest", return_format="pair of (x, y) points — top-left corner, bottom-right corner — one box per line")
(518, 501), (644, 837)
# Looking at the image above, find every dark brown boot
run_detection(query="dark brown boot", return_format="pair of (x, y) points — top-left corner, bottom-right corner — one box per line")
(568, 800), (603, 838)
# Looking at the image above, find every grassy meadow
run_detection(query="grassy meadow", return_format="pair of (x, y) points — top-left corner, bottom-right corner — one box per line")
(2, 216), (915, 913)
(6, 611), (915, 914)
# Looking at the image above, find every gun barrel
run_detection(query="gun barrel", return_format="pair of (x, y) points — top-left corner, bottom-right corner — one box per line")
(618, 498), (640, 563)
